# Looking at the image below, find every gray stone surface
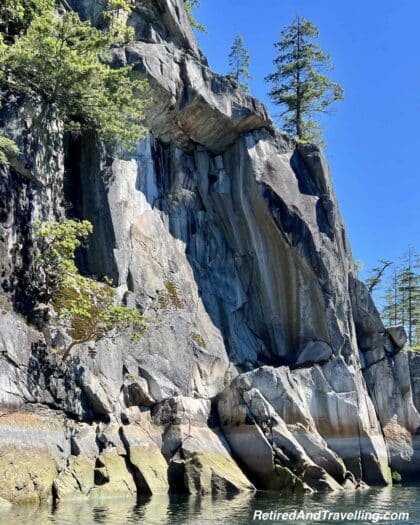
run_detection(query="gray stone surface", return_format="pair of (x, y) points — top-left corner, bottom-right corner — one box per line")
(296, 341), (333, 367)
(387, 326), (407, 349)
(408, 351), (420, 412)
(218, 363), (389, 487)
(364, 351), (420, 480)
(0, 0), (419, 503)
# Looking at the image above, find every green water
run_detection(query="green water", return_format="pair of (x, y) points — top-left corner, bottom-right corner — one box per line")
(1, 486), (419, 524)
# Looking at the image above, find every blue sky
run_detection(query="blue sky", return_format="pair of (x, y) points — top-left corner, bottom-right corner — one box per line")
(194, 0), (419, 294)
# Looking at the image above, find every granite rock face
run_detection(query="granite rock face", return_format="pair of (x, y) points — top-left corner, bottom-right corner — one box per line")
(218, 363), (389, 488)
(350, 277), (420, 480)
(0, 0), (419, 504)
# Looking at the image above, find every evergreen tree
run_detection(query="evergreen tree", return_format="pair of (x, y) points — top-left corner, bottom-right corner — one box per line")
(366, 260), (392, 293)
(0, 1), (148, 155)
(265, 16), (343, 144)
(382, 265), (400, 326)
(228, 34), (252, 92)
(0, 0), (53, 43)
(381, 251), (420, 347)
(398, 248), (420, 346)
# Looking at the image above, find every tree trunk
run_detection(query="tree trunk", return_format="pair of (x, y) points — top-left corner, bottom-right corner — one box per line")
(296, 17), (302, 139)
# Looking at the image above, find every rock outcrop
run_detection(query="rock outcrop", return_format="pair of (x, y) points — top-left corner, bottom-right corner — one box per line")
(0, 0), (419, 505)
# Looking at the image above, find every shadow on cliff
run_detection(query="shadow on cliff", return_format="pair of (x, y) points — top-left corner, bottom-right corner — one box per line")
(63, 131), (120, 283)
(146, 137), (291, 369)
(27, 341), (108, 422)
(138, 135), (334, 369)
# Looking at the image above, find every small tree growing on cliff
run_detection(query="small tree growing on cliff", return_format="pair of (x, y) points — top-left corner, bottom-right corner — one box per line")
(366, 260), (392, 293)
(35, 220), (146, 362)
(101, 0), (135, 43)
(228, 34), (252, 92)
(0, 0), (53, 43)
(184, 0), (206, 32)
(0, 3), (149, 151)
(266, 16), (343, 144)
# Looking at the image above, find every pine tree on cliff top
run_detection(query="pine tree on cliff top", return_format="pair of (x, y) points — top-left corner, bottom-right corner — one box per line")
(228, 34), (252, 92)
(266, 16), (343, 144)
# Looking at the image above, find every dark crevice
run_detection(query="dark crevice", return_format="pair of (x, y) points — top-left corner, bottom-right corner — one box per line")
(63, 131), (119, 282)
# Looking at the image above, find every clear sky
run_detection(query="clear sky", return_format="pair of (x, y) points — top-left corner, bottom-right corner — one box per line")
(194, 0), (419, 291)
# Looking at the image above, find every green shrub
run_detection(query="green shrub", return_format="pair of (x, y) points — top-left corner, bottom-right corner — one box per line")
(0, 0), (54, 42)
(0, 2), (148, 152)
(36, 220), (146, 361)
(0, 134), (19, 165)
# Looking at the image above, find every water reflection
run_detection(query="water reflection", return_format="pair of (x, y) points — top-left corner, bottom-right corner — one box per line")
(1, 486), (419, 525)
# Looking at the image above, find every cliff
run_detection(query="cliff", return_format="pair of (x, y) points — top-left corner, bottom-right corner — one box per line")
(0, 0), (419, 504)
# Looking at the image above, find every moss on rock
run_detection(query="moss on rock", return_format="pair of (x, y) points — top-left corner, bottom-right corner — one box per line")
(129, 445), (169, 495)
(89, 448), (136, 500)
(53, 456), (95, 500)
(0, 446), (58, 503)
(184, 452), (254, 495)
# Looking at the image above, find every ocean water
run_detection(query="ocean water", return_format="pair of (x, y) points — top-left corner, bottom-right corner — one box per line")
(1, 486), (419, 524)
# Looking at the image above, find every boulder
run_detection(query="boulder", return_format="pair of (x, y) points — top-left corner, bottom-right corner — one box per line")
(296, 341), (333, 367)
(53, 456), (95, 500)
(89, 448), (136, 499)
(387, 326), (407, 349)
(153, 395), (253, 494)
(120, 425), (169, 495)
(78, 369), (113, 417)
(183, 452), (255, 495)
(70, 424), (99, 458)
(302, 464), (342, 492)
(288, 423), (346, 483)
(219, 364), (389, 487)
(219, 383), (345, 492)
